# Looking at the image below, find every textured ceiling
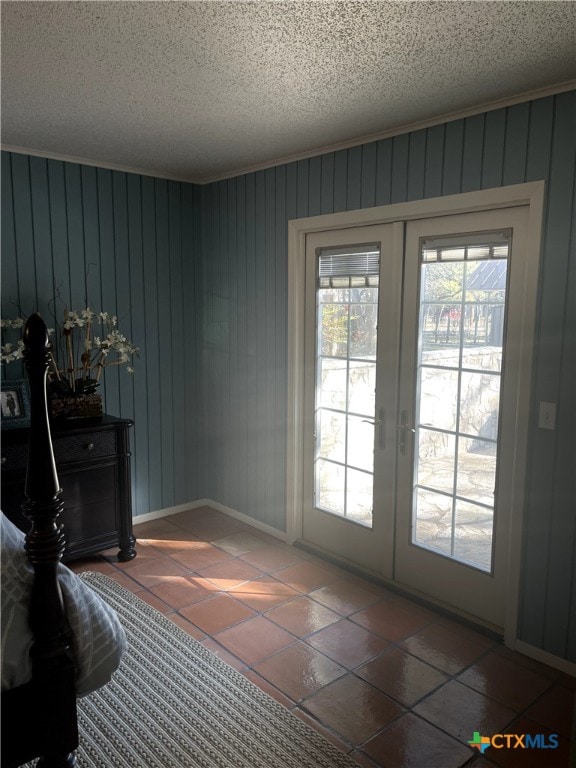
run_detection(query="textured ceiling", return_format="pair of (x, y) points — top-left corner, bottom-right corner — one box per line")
(1, 1), (575, 183)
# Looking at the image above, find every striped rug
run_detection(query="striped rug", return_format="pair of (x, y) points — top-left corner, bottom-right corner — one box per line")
(33, 572), (358, 767)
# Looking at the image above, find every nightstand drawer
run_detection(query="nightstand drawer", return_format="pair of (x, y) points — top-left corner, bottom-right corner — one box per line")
(52, 430), (116, 463)
(1, 428), (117, 471)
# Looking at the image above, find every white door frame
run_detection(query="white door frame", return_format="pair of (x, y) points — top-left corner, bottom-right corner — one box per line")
(287, 181), (545, 644)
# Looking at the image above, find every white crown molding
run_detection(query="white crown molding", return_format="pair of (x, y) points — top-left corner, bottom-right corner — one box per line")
(0, 145), (193, 184)
(2, 80), (574, 186)
(201, 80), (576, 184)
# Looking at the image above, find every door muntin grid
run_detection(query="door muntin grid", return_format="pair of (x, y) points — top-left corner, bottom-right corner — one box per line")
(411, 234), (510, 572)
(314, 245), (380, 528)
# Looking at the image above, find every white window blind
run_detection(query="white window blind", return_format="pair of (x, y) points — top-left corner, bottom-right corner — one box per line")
(317, 245), (380, 288)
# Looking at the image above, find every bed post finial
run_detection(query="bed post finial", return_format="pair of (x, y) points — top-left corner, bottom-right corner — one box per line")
(22, 312), (66, 564)
(20, 312), (78, 767)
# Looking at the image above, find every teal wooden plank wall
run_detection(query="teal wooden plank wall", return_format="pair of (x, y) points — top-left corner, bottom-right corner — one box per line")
(200, 91), (575, 661)
(0, 155), (201, 517)
(1, 90), (574, 661)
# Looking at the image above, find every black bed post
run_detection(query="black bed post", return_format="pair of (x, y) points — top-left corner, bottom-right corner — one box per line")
(22, 313), (78, 767)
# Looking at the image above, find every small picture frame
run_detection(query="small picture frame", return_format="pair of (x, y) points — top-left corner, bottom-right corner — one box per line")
(1, 379), (31, 429)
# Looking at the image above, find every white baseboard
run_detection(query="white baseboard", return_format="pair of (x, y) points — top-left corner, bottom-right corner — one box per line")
(510, 639), (576, 676)
(131, 502), (206, 524)
(133, 499), (290, 543)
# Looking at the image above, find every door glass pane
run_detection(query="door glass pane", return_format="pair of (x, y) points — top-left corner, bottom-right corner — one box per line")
(412, 233), (509, 572)
(316, 459), (344, 515)
(348, 361), (376, 415)
(347, 415), (374, 472)
(417, 430), (456, 495)
(315, 245), (379, 527)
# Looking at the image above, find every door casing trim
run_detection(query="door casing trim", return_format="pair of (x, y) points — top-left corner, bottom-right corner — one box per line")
(287, 181), (545, 645)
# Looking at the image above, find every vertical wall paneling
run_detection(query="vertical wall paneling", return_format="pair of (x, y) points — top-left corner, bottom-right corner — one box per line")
(155, 179), (175, 507)
(333, 149), (348, 212)
(111, 172), (135, 438)
(522, 92), (576, 658)
(126, 172), (150, 515)
(502, 101), (529, 186)
(1, 155), (19, 322)
(461, 113), (485, 193)
(274, 163), (288, 532)
(47, 160), (72, 312)
(109, 173), (137, 511)
(296, 159), (309, 219)
(407, 130), (426, 202)
(360, 142), (377, 209)
(64, 164), (87, 318)
(96, 169), (120, 416)
(346, 145), (363, 210)
(423, 124), (444, 199)
(216, 179), (228, 505)
(234, 175), (248, 515)
(167, 181), (186, 504)
(565, 199), (576, 661)
(206, 181), (220, 501)
(1, 154), (200, 517)
(255, 171), (268, 521)
(375, 138), (393, 206)
(80, 166), (102, 317)
(226, 179), (237, 512)
(182, 182), (198, 502)
(168, 181), (187, 504)
(481, 109), (506, 189)
(320, 152), (335, 215)
(308, 156), (322, 218)
(220, 181), (231, 506)
(10, 154), (36, 312)
(244, 173), (258, 517)
(442, 119), (464, 196)
(29, 157), (55, 322)
(265, 167), (278, 526)
(391, 133), (409, 203)
(286, 162), (299, 222)
(140, 176), (162, 511)
(521, 99), (559, 647)
(525, 97), (554, 184)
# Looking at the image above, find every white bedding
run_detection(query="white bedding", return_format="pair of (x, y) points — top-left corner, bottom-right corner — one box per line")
(1, 512), (126, 696)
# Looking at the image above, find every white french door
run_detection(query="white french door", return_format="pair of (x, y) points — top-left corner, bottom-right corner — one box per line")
(303, 223), (402, 574)
(302, 205), (530, 629)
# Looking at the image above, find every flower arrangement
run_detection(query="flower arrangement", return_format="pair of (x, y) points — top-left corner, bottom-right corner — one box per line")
(1, 309), (138, 399)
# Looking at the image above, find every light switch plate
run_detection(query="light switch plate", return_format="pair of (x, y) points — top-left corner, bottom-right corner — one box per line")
(538, 402), (556, 430)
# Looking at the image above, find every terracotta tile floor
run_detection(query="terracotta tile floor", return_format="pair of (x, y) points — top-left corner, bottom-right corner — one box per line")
(70, 506), (575, 768)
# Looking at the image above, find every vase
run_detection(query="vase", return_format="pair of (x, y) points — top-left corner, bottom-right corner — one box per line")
(49, 393), (103, 420)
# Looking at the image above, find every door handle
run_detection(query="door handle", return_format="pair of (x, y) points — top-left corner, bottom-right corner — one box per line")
(362, 408), (386, 450)
(398, 410), (415, 455)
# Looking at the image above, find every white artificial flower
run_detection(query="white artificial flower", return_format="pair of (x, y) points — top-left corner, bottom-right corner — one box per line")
(1, 340), (25, 362)
(1, 318), (24, 329)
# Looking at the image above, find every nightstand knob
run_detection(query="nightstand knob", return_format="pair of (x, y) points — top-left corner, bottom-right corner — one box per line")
(85, 442), (95, 452)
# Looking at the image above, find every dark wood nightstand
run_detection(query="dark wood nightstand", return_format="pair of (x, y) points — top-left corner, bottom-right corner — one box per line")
(1, 415), (136, 562)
